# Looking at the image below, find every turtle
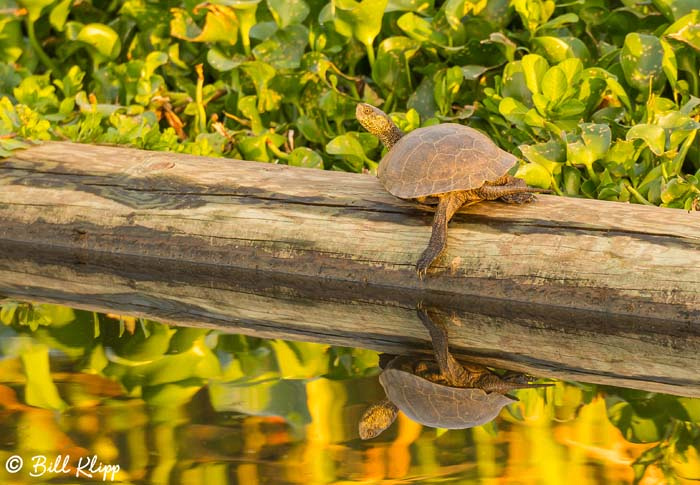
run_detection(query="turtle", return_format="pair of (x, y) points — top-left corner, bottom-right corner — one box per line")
(358, 306), (551, 440)
(356, 103), (547, 278)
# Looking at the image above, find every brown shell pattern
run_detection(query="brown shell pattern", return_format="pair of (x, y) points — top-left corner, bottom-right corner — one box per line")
(378, 123), (518, 199)
(379, 367), (516, 429)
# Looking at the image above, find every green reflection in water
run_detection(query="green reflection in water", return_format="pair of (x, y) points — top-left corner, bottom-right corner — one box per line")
(0, 301), (698, 484)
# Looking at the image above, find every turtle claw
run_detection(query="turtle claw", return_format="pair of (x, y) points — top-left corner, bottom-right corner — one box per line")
(416, 260), (429, 279)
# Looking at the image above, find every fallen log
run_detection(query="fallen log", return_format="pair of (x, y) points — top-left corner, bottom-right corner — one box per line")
(1, 142), (699, 396)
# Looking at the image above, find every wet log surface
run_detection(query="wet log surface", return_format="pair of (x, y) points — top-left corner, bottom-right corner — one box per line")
(1, 142), (699, 396)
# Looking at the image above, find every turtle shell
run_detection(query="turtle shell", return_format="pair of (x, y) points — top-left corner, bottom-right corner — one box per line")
(379, 357), (515, 429)
(378, 123), (518, 199)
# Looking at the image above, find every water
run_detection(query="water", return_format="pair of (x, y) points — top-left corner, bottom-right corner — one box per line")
(0, 302), (698, 484)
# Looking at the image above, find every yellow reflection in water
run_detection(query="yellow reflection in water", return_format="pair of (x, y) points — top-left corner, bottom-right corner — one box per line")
(0, 302), (698, 484)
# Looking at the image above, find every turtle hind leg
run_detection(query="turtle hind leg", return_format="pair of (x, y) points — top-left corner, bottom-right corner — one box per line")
(482, 175), (550, 204)
(500, 192), (536, 204)
(416, 191), (474, 278)
(475, 373), (554, 394)
(478, 183), (545, 202)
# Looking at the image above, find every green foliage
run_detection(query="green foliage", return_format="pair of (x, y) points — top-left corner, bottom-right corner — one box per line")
(605, 388), (700, 484)
(1, 0), (700, 208)
(0, 301), (379, 415)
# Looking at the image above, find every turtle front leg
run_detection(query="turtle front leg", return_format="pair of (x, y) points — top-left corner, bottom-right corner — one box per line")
(416, 191), (473, 278)
(416, 305), (470, 386)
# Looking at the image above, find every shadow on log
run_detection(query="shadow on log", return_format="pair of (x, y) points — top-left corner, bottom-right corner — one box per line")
(1, 142), (699, 396)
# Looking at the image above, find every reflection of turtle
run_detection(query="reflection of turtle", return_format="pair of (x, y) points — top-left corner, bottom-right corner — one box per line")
(359, 307), (550, 439)
(356, 103), (546, 277)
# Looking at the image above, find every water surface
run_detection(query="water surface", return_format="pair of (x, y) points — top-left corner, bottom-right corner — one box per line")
(0, 302), (698, 484)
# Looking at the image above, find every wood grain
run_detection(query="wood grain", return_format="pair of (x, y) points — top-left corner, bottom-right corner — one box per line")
(1, 142), (699, 396)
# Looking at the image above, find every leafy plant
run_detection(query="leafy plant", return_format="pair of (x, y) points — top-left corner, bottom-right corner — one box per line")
(0, 0), (698, 208)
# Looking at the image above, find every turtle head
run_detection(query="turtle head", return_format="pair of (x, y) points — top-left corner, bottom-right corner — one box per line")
(358, 399), (399, 439)
(356, 103), (404, 149)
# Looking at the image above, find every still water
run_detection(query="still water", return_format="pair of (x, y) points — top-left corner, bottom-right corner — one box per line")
(0, 302), (698, 484)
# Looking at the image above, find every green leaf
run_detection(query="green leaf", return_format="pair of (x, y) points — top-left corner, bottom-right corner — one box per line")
(253, 24), (309, 69)
(237, 96), (262, 133)
(76, 23), (122, 59)
(521, 54), (549, 95)
(580, 123), (612, 160)
(604, 139), (638, 173)
(541, 66), (567, 103)
(333, 0), (389, 49)
(240, 61), (281, 112)
(54, 65), (85, 98)
(21, 344), (67, 411)
(170, 6), (239, 44)
(0, 18), (23, 64)
(515, 162), (551, 188)
(443, 0), (478, 29)
(532, 92), (548, 116)
(582, 68), (632, 112)
(558, 58), (584, 86)
(397, 12), (449, 46)
(501, 60), (531, 103)
(13, 74), (58, 113)
(562, 165), (581, 195)
(532, 36), (591, 65)
(19, 0), (55, 22)
(664, 11), (700, 51)
(461, 65), (488, 80)
(499, 97), (529, 126)
(567, 140), (594, 167)
(407, 77), (438, 119)
(626, 124), (666, 155)
(372, 36), (420, 98)
(553, 98), (585, 118)
(485, 32), (517, 62)
(536, 12), (579, 32)
(287, 147), (324, 169)
(512, 0), (555, 34)
(620, 33), (665, 91)
(109, 319), (174, 362)
(680, 96), (700, 115)
(656, 111), (700, 150)
(326, 132), (376, 171)
(267, 0), (309, 28)
(207, 48), (245, 72)
(520, 140), (565, 174)
(144, 51), (168, 79)
(49, 0), (72, 31)
(661, 177), (690, 203)
(238, 133), (285, 161)
(386, 0), (434, 11)
(659, 38), (678, 90)
(652, 0), (699, 21)
(297, 115), (326, 143)
(270, 340), (332, 378)
(524, 107), (545, 128)
(433, 65), (463, 114)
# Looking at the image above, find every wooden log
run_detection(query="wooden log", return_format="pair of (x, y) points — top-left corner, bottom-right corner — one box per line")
(1, 142), (699, 396)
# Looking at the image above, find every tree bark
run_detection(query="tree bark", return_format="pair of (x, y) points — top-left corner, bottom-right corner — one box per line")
(1, 142), (699, 396)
